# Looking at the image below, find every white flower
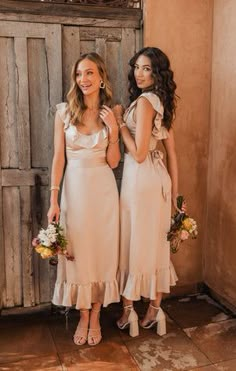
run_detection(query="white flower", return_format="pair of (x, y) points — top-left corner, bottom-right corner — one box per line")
(38, 228), (47, 241)
(42, 237), (51, 247)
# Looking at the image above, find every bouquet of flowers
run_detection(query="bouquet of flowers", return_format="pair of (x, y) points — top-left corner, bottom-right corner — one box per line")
(32, 222), (74, 262)
(167, 196), (198, 253)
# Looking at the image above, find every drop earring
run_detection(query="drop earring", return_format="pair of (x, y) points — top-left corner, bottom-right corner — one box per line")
(100, 80), (105, 89)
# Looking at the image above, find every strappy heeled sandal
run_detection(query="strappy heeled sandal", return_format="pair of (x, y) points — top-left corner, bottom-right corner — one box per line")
(73, 309), (89, 345)
(88, 308), (102, 346)
(116, 304), (139, 337)
(139, 304), (166, 336)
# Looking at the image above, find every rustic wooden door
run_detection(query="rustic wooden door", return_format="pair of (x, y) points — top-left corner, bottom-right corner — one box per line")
(0, 21), (62, 308)
(0, 7), (141, 309)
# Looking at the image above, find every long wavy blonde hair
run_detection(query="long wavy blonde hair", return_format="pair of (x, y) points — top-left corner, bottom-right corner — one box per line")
(66, 52), (112, 125)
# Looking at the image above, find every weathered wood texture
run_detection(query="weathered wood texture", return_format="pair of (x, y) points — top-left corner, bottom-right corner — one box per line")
(0, 1), (142, 23)
(0, 21), (62, 308)
(0, 8), (141, 308)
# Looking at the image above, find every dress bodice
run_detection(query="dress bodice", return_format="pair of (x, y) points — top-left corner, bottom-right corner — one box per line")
(123, 92), (169, 151)
(56, 103), (108, 162)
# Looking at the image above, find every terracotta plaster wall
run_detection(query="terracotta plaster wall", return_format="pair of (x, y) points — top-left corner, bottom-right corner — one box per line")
(204, 0), (236, 307)
(143, 0), (213, 288)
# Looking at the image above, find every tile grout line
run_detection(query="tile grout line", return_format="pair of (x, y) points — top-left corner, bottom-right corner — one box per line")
(118, 329), (141, 370)
(47, 317), (66, 370)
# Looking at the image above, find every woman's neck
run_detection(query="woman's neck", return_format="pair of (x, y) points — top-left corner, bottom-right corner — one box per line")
(84, 94), (100, 110)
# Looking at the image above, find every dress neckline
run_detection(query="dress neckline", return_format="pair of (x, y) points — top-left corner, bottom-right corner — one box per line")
(76, 126), (106, 137)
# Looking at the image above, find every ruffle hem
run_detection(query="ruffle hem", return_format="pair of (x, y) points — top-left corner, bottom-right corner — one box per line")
(118, 261), (178, 301)
(52, 279), (120, 309)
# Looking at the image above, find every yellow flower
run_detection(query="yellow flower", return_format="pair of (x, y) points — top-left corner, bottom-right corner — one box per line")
(35, 245), (45, 254)
(40, 248), (53, 259)
(182, 218), (193, 231)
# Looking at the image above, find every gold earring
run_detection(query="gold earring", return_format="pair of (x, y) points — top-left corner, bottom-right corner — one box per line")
(100, 80), (105, 89)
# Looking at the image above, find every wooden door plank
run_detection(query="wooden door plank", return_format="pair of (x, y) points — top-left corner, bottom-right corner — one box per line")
(2, 187), (22, 307)
(80, 27), (121, 41)
(120, 28), (136, 106)
(62, 26), (81, 100)
(45, 24), (62, 303)
(0, 37), (18, 169)
(105, 41), (120, 104)
(14, 37), (31, 170)
(0, 12), (140, 28)
(28, 38), (49, 168)
(95, 38), (106, 61)
(45, 24), (62, 167)
(2, 169), (48, 186)
(0, 20), (47, 37)
(0, 1), (142, 25)
(20, 186), (35, 307)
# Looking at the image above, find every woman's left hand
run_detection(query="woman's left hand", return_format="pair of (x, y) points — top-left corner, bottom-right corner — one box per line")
(172, 195), (187, 213)
(99, 105), (118, 133)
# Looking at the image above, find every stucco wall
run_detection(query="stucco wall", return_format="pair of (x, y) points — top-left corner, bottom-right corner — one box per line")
(143, 0), (213, 290)
(204, 0), (236, 307)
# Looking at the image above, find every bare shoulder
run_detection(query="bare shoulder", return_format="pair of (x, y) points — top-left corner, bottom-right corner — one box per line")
(136, 96), (155, 116)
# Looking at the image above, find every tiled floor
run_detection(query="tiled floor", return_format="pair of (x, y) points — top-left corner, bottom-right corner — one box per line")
(0, 294), (236, 370)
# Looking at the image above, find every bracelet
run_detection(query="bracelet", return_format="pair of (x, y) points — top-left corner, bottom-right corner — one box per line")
(108, 138), (120, 145)
(119, 122), (126, 129)
(50, 185), (60, 191)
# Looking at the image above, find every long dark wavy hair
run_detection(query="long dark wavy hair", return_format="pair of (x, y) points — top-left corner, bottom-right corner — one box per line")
(128, 47), (177, 129)
(66, 52), (112, 125)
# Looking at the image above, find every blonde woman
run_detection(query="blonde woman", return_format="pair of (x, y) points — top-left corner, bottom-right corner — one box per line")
(48, 53), (120, 346)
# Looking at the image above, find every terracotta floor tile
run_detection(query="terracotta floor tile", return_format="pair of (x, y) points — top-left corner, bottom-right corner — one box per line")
(0, 323), (57, 364)
(0, 312), (51, 330)
(214, 358), (236, 370)
(59, 340), (139, 370)
(188, 365), (217, 370)
(125, 329), (210, 370)
(184, 319), (236, 363)
(189, 360), (236, 371)
(0, 355), (62, 371)
(162, 295), (229, 329)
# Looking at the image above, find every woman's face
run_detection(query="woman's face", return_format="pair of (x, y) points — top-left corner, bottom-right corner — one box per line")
(134, 54), (154, 90)
(76, 58), (102, 96)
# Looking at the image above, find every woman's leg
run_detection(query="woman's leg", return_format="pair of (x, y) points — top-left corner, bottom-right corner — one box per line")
(88, 302), (102, 346)
(73, 308), (90, 345)
(117, 296), (133, 326)
(117, 296), (139, 337)
(140, 292), (166, 335)
(140, 292), (163, 326)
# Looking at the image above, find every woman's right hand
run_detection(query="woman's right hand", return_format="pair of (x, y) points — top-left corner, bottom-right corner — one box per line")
(47, 203), (60, 224)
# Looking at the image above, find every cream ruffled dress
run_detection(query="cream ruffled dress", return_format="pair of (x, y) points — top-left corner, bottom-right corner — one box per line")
(118, 92), (178, 300)
(52, 103), (120, 309)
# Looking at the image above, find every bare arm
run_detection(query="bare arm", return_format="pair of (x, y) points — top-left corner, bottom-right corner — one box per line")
(47, 111), (66, 223)
(120, 97), (155, 163)
(99, 105), (121, 169)
(162, 128), (179, 210)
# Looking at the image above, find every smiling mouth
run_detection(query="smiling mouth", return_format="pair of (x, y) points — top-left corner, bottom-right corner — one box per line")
(80, 85), (92, 89)
(136, 80), (144, 84)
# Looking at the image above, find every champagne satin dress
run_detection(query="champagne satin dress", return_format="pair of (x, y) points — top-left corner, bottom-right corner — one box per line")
(118, 92), (178, 300)
(52, 103), (120, 309)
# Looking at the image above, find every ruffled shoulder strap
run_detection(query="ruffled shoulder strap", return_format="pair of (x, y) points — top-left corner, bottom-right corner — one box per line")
(56, 102), (70, 130)
(139, 92), (169, 140)
(139, 92), (164, 118)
